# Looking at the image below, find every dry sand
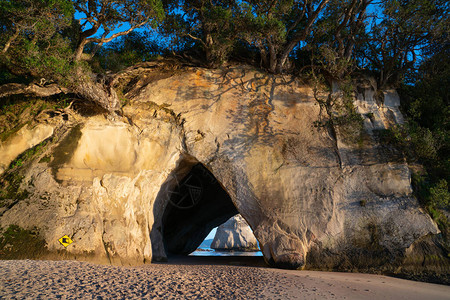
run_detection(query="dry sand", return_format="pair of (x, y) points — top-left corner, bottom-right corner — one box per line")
(0, 257), (449, 299)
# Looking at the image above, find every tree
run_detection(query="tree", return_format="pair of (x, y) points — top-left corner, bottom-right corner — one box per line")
(161, 0), (237, 67)
(0, 0), (75, 79)
(72, 0), (164, 62)
(239, 0), (331, 73)
(312, 0), (371, 76)
(0, 0), (164, 112)
(356, 0), (449, 88)
(391, 43), (450, 237)
(91, 31), (163, 72)
(0, 0), (74, 55)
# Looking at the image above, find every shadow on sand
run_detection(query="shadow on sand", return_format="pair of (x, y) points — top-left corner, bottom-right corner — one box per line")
(158, 255), (268, 268)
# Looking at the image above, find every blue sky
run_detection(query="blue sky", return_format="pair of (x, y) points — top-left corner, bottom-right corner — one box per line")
(75, 11), (134, 40)
(205, 227), (217, 240)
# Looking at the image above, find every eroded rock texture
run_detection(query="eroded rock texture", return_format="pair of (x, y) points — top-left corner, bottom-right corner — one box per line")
(0, 64), (441, 273)
(211, 215), (259, 251)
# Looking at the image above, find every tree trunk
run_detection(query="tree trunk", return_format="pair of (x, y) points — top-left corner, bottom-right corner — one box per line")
(259, 47), (268, 69)
(268, 43), (277, 73)
(273, 0), (331, 74)
(276, 45), (295, 73)
(72, 69), (121, 112)
(0, 74), (120, 113)
(204, 33), (217, 68)
(2, 28), (20, 54)
(74, 40), (89, 62)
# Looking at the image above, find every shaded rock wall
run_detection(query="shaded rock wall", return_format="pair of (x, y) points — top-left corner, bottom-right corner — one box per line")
(0, 64), (441, 273)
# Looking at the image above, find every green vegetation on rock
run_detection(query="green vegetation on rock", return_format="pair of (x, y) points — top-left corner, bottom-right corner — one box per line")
(8, 138), (52, 169)
(0, 137), (54, 205)
(0, 225), (47, 259)
(0, 96), (73, 142)
(378, 41), (450, 245)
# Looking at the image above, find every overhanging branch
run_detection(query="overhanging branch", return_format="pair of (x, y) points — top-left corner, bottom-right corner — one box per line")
(85, 21), (148, 45)
(0, 83), (68, 98)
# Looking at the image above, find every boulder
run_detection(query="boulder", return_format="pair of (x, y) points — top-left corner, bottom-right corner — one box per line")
(0, 63), (442, 275)
(211, 215), (259, 251)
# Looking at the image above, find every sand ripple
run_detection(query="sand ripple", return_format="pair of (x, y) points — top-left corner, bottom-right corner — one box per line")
(1, 260), (449, 299)
(0, 260), (274, 299)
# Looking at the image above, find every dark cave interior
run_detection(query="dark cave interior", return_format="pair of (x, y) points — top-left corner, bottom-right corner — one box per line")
(162, 163), (238, 255)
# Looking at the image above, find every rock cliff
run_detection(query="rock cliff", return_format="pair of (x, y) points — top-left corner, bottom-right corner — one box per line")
(0, 63), (444, 275)
(211, 215), (259, 251)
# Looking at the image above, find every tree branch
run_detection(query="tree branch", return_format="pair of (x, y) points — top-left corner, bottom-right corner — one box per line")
(286, 1), (307, 36)
(0, 83), (68, 98)
(276, 0), (331, 72)
(185, 33), (207, 47)
(1, 27), (20, 54)
(85, 21), (148, 45)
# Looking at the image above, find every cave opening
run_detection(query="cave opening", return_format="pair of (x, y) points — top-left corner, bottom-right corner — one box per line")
(161, 162), (239, 256)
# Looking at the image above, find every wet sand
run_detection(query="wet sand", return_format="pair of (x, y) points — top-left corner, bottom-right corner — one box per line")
(0, 257), (449, 299)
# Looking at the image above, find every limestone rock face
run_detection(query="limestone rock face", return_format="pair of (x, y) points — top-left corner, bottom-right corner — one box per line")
(0, 64), (441, 272)
(211, 215), (259, 251)
(0, 124), (54, 174)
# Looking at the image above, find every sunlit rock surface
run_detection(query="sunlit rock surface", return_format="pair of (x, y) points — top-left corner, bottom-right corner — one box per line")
(0, 64), (441, 274)
(0, 124), (53, 174)
(211, 215), (259, 251)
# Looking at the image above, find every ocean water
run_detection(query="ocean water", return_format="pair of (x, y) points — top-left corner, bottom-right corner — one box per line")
(190, 247), (263, 257)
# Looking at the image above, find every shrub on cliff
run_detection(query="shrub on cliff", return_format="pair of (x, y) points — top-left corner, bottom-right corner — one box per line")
(0, 225), (47, 259)
(0, 0), (164, 112)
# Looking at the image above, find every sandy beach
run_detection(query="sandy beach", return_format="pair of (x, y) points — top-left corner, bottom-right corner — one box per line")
(0, 257), (449, 299)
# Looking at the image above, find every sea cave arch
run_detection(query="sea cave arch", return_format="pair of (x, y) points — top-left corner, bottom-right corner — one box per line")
(161, 158), (239, 256)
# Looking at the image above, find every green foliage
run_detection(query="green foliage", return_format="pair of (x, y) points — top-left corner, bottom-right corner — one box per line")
(73, 0), (165, 32)
(412, 174), (449, 242)
(381, 118), (448, 236)
(412, 174), (449, 210)
(0, 98), (39, 142)
(0, 137), (52, 202)
(312, 76), (361, 128)
(356, 0), (449, 88)
(0, 173), (28, 203)
(310, 46), (363, 143)
(239, 1), (289, 46)
(397, 43), (449, 180)
(72, 0), (165, 63)
(0, 0), (76, 79)
(162, 0), (237, 67)
(15, 36), (75, 81)
(0, 0), (165, 92)
(237, 0), (310, 72)
(382, 123), (442, 164)
(0, 0), (446, 87)
(0, 225), (47, 259)
(379, 121), (448, 236)
(378, 41), (448, 182)
(377, 40), (450, 240)
(0, 96), (73, 143)
(8, 138), (51, 169)
(0, 68), (30, 85)
(91, 32), (162, 72)
(200, 4), (236, 65)
(430, 180), (450, 209)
